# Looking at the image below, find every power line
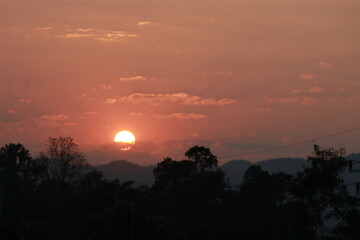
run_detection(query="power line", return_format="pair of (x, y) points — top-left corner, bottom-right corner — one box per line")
(220, 127), (360, 159)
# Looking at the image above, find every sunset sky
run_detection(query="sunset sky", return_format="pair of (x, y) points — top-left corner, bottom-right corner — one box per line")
(1, 0), (359, 165)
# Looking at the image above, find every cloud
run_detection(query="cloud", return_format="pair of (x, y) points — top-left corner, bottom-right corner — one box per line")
(39, 114), (69, 121)
(199, 71), (233, 77)
(264, 96), (318, 106)
(6, 109), (16, 113)
(58, 27), (137, 42)
(255, 107), (274, 112)
(64, 122), (77, 126)
(34, 26), (53, 31)
(300, 74), (315, 79)
(154, 112), (207, 120)
(36, 114), (69, 127)
(138, 21), (154, 26)
(99, 84), (113, 90)
(84, 112), (99, 116)
(118, 75), (147, 82)
(129, 112), (143, 116)
(18, 99), (32, 103)
(114, 93), (237, 106)
(308, 86), (325, 93)
(291, 89), (302, 95)
(318, 61), (333, 68)
(105, 98), (117, 104)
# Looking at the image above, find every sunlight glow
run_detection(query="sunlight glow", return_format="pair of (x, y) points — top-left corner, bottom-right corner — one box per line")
(114, 131), (136, 151)
(114, 130), (136, 143)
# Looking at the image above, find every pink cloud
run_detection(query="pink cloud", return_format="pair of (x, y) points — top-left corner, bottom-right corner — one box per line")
(300, 74), (315, 79)
(264, 96), (318, 106)
(84, 112), (99, 116)
(99, 84), (113, 90)
(255, 107), (274, 112)
(115, 93), (237, 106)
(318, 61), (333, 68)
(200, 71), (233, 77)
(64, 122), (77, 126)
(138, 21), (157, 26)
(36, 114), (69, 127)
(154, 112), (207, 120)
(308, 86), (325, 93)
(39, 114), (69, 121)
(6, 109), (16, 113)
(105, 98), (117, 104)
(291, 89), (302, 95)
(118, 75), (146, 81)
(18, 99), (32, 103)
(58, 27), (138, 42)
(129, 112), (143, 116)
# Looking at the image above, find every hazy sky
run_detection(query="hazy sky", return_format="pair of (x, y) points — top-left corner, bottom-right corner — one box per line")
(1, 0), (359, 165)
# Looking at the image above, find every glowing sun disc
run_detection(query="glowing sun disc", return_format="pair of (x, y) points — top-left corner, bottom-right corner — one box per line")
(114, 130), (136, 144)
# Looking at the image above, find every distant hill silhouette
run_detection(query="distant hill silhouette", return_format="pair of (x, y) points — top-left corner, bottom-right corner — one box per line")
(256, 157), (308, 174)
(220, 157), (307, 185)
(220, 160), (252, 185)
(96, 154), (360, 188)
(96, 160), (155, 186)
(344, 153), (360, 195)
(347, 153), (360, 161)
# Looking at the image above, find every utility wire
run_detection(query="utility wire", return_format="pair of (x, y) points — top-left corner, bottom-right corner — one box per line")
(220, 127), (360, 159)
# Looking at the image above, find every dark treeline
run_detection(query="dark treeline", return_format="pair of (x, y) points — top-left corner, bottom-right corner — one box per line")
(0, 136), (359, 240)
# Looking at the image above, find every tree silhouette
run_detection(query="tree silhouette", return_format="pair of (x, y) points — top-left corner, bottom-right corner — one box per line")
(153, 146), (226, 201)
(0, 143), (40, 192)
(84, 203), (181, 240)
(185, 145), (218, 169)
(292, 145), (350, 231)
(39, 136), (88, 186)
(1, 140), (359, 240)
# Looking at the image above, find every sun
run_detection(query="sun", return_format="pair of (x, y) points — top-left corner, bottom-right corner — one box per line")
(114, 130), (136, 143)
(114, 130), (136, 150)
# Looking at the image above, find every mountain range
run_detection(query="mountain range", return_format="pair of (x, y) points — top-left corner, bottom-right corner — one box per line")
(95, 153), (360, 195)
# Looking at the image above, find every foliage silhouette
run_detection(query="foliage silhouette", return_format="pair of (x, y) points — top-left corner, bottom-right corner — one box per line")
(0, 140), (359, 240)
(39, 136), (89, 187)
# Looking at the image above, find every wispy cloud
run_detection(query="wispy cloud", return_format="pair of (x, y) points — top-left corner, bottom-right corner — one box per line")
(99, 84), (113, 90)
(34, 26), (53, 31)
(105, 98), (117, 104)
(6, 109), (16, 113)
(109, 93), (237, 106)
(264, 96), (318, 106)
(37, 114), (69, 127)
(255, 107), (274, 112)
(300, 74), (315, 79)
(129, 112), (143, 116)
(18, 99), (32, 103)
(118, 75), (146, 82)
(64, 122), (77, 126)
(39, 114), (69, 121)
(83, 112), (99, 116)
(318, 61), (333, 68)
(137, 21), (156, 26)
(308, 86), (325, 93)
(154, 112), (207, 120)
(57, 27), (137, 42)
(199, 71), (233, 77)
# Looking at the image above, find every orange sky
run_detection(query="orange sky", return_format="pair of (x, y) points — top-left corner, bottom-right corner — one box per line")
(1, 0), (359, 165)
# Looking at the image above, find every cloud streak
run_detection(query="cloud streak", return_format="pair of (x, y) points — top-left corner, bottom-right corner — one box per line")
(264, 96), (318, 106)
(48, 27), (138, 42)
(118, 75), (146, 82)
(154, 112), (207, 120)
(39, 114), (69, 121)
(107, 93), (238, 106)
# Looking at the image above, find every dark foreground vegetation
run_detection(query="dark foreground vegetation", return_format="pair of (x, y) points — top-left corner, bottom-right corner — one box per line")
(0, 136), (359, 239)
